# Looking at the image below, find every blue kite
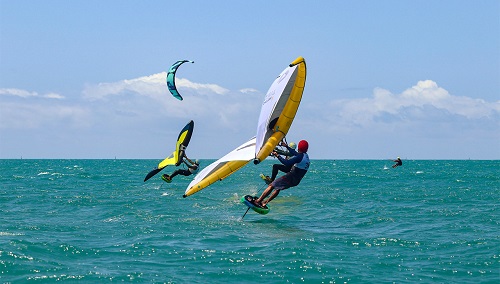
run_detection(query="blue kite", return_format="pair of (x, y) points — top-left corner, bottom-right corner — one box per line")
(166, 60), (194, 101)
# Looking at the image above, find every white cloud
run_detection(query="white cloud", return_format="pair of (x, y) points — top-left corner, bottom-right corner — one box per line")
(0, 88), (37, 98)
(239, 88), (260, 94)
(82, 72), (230, 101)
(0, 101), (89, 129)
(178, 78), (229, 96)
(44, 92), (65, 99)
(318, 80), (500, 130)
(80, 72), (258, 131)
(82, 73), (166, 101)
(1, 76), (498, 159)
(0, 88), (65, 99)
(385, 80), (499, 119)
(294, 80), (500, 159)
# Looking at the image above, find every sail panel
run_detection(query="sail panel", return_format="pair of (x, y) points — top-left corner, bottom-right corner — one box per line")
(254, 56), (306, 164)
(184, 137), (256, 197)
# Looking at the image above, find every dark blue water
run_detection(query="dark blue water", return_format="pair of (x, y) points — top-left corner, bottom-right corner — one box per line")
(1, 160), (498, 283)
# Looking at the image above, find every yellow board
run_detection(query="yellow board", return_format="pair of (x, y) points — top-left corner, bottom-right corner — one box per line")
(254, 56), (307, 163)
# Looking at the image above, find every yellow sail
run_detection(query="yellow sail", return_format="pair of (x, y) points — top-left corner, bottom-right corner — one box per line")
(144, 120), (195, 182)
(184, 138), (255, 197)
(184, 56), (307, 197)
(158, 151), (176, 169)
(254, 56), (307, 164)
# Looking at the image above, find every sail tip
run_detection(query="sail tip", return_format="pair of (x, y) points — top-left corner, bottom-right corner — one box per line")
(289, 56), (305, 67)
(253, 158), (260, 165)
(183, 194), (187, 198)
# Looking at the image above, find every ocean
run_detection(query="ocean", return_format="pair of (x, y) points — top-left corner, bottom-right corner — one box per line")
(1, 159), (498, 283)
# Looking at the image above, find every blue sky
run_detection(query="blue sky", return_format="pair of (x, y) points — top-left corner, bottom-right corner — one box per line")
(1, 0), (499, 159)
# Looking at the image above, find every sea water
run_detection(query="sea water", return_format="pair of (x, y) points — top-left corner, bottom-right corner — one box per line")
(1, 159), (498, 283)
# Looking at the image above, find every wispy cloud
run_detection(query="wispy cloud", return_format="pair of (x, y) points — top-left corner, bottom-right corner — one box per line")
(0, 88), (65, 99)
(82, 73), (166, 101)
(0, 101), (89, 129)
(239, 88), (260, 94)
(380, 80), (498, 119)
(313, 80), (499, 132)
(82, 72), (230, 101)
(80, 72), (257, 131)
(178, 78), (229, 96)
(1, 76), (498, 158)
(295, 80), (499, 159)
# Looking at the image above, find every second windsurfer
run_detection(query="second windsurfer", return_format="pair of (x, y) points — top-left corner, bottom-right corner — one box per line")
(163, 155), (200, 183)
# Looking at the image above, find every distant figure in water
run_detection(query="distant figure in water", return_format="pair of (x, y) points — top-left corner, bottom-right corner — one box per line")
(392, 157), (403, 168)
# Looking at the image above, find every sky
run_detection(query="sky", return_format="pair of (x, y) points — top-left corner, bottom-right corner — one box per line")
(0, 0), (499, 160)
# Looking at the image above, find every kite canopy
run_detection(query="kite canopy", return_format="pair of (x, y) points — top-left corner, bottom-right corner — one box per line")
(166, 60), (194, 101)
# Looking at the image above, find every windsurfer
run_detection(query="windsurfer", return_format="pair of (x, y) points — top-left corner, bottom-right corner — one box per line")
(261, 141), (297, 184)
(392, 157), (403, 168)
(163, 155), (200, 183)
(254, 140), (310, 207)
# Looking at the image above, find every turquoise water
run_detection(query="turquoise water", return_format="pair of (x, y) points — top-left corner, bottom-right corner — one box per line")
(1, 159), (498, 283)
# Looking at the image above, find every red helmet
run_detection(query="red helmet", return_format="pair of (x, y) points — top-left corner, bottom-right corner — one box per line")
(298, 140), (309, 152)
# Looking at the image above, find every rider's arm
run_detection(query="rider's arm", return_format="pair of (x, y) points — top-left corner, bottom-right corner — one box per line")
(184, 156), (194, 165)
(277, 153), (302, 166)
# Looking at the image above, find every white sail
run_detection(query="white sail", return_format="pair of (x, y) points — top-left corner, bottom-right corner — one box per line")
(183, 56), (306, 197)
(254, 56), (306, 164)
(255, 65), (298, 157)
